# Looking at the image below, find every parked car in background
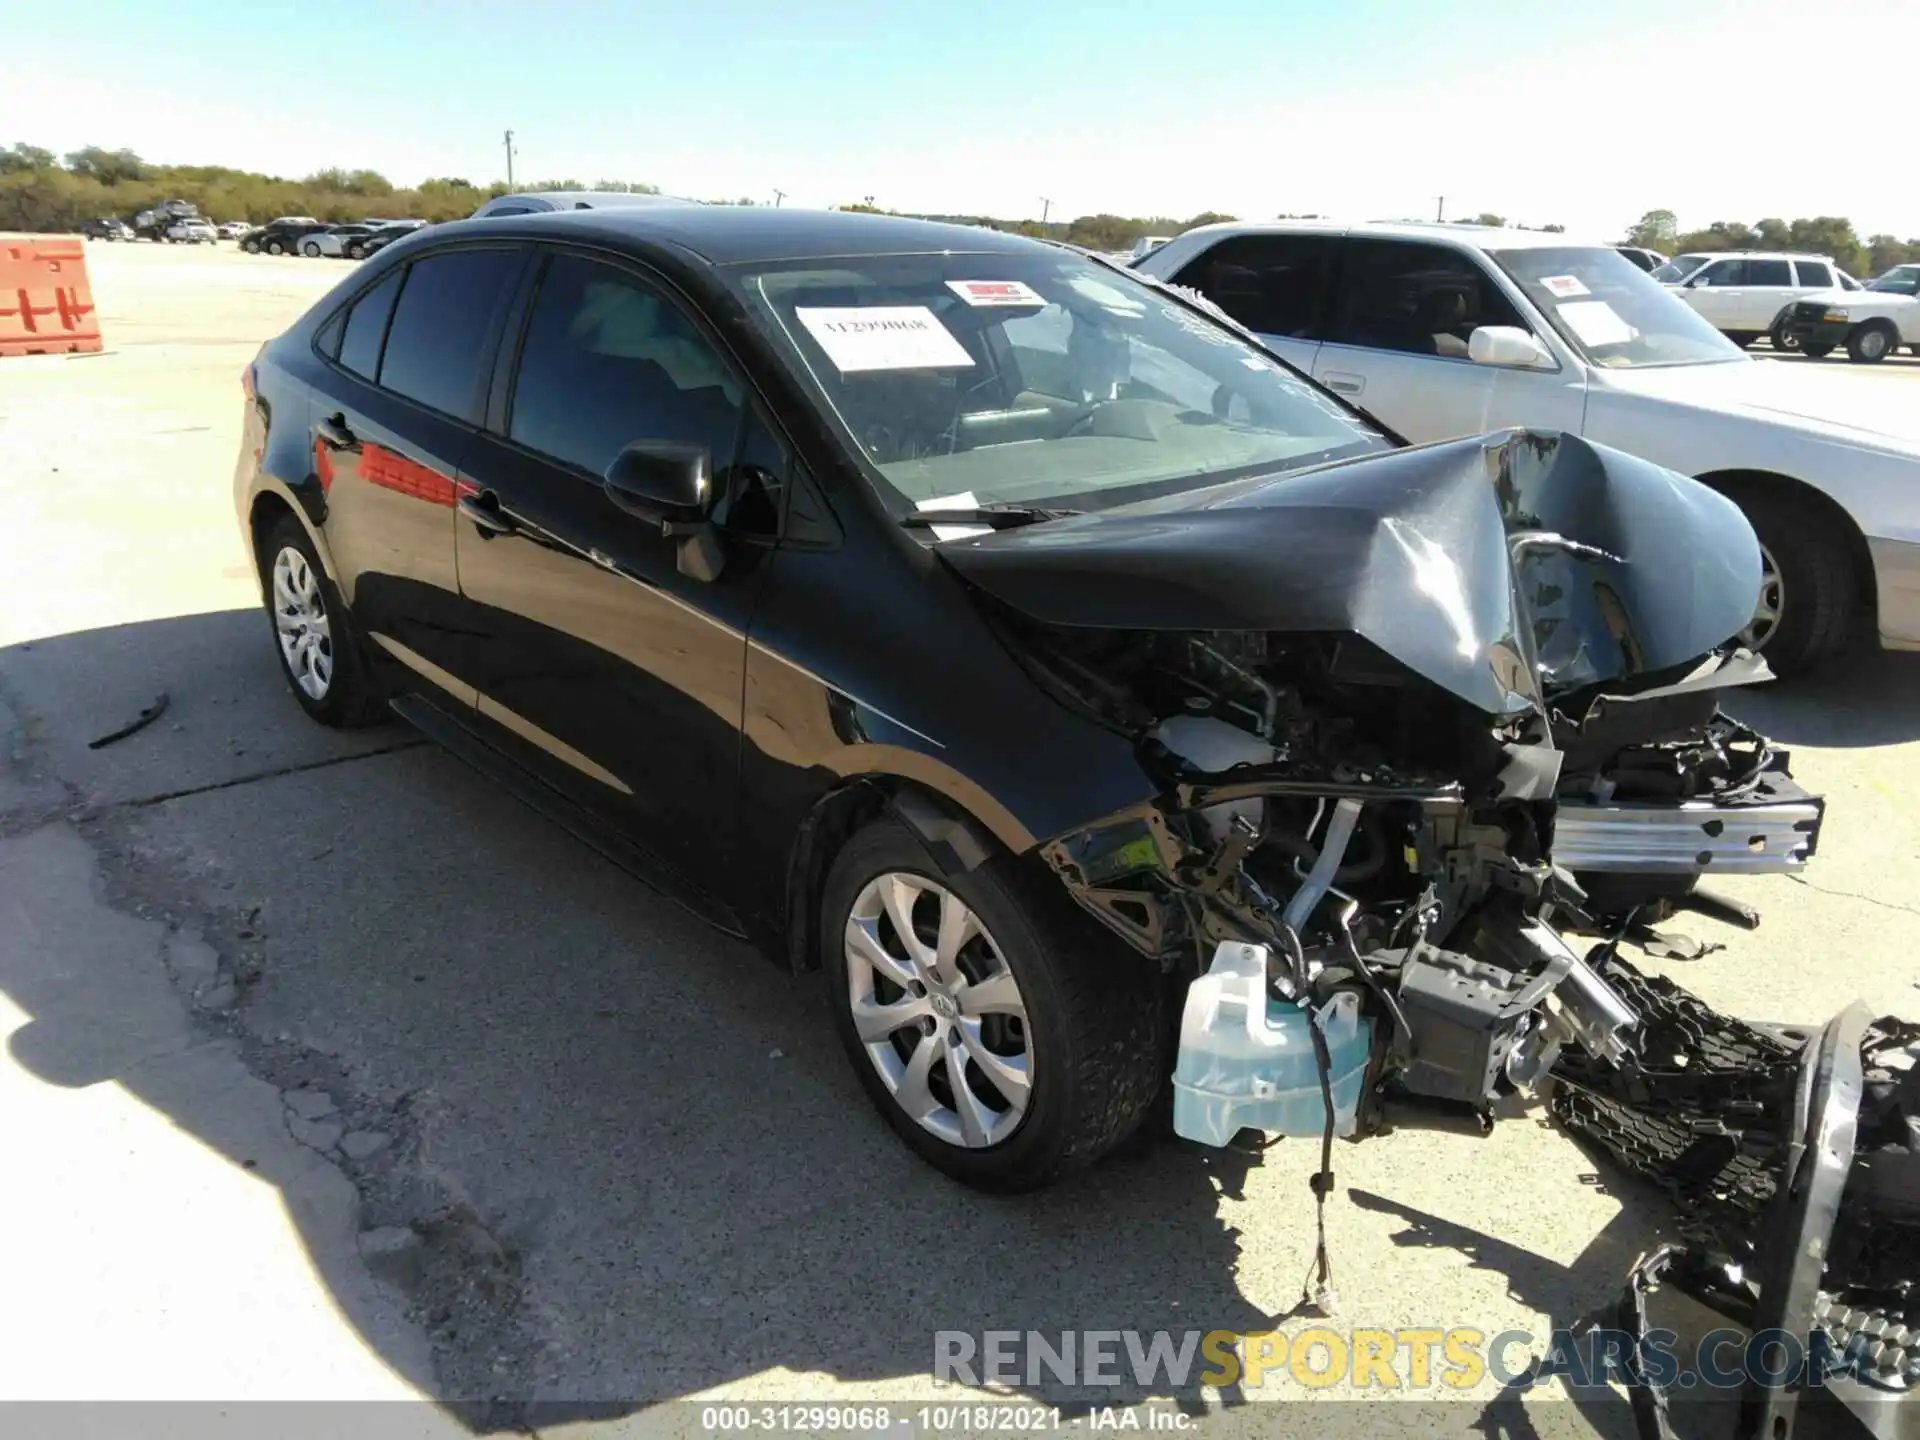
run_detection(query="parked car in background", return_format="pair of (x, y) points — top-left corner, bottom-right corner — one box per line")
(81, 217), (135, 241)
(1127, 235), (1173, 263)
(242, 218), (327, 255)
(163, 216), (219, 245)
(1652, 250), (1846, 345)
(1779, 263), (1920, 363)
(1611, 244), (1666, 272)
(351, 220), (427, 260)
(300, 224), (380, 258)
(1139, 219), (1920, 673)
(467, 190), (695, 219)
(218, 221), (253, 240)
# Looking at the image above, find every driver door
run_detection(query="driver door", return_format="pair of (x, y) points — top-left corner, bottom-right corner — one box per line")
(1681, 258), (1746, 330)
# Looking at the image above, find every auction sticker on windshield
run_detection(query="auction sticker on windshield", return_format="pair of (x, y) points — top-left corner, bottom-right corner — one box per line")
(795, 306), (974, 372)
(946, 279), (1045, 307)
(1557, 299), (1634, 347)
(1540, 274), (1590, 299)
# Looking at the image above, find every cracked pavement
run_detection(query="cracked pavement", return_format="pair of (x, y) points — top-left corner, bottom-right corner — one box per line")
(3, 241), (1918, 1432)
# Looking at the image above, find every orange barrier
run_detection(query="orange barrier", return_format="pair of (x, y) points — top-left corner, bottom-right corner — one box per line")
(0, 234), (102, 356)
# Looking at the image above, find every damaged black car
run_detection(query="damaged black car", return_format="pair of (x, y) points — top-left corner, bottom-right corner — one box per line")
(236, 208), (1908, 1435)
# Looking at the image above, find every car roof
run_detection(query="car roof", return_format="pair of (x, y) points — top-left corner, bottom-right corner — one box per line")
(1673, 249), (1834, 261)
(490, 191), (693, 208)
(452, 205), (1039, 266)
(1166, 218), (1604, 251)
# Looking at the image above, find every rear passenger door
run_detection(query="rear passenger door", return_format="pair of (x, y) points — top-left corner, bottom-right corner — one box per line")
(1736, 257), (1796, 331)
(453, 247), (781, 893)
(1164, 233), (1336, 373)
(1311, 238), (1585, 441)
(307, 243), (528, 707)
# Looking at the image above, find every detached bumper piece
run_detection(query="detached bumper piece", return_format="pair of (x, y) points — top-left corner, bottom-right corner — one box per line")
(1553, 963), (1920, 1440)
(1555, 771), (1823, 877)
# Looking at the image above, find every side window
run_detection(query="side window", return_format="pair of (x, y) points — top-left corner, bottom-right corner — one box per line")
(1746, 259), (1792, 286)
(507, 252), (745, 481)
(1326, 239), (1527, 357)
(1694, 259), (1742, 286)
(1794, 260), (1834, 288)
(1170, 234), (1334, 338)
(336, 268), (403, 379)
(484, 204), (534, 217)
(377, 248), (523, 420)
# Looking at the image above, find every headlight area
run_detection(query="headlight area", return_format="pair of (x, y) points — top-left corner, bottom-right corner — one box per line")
(1012, 617), (1910, 1433)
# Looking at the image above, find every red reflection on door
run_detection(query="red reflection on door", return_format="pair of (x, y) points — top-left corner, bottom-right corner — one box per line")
(361, 443), (457, 507)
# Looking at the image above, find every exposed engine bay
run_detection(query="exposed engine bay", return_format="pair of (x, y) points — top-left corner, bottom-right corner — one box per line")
(937, 429), (1901, 1436)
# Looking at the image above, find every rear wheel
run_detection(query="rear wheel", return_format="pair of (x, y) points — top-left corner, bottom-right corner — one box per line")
(345, 241), (365, 260)
(242, 238), (259, 254)
(265, 239), (285, 256)
(301, 240), (322, 258)
(1847, 321), (1896, 363)
(821, 817), (1162, 1192)
(258, 515), (386, 727)
(1731, 489), (1855, 675)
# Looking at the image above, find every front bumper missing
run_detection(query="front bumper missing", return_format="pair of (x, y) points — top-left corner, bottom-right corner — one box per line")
(1555, 774), (1823, 877)
(1574, 1001), (1918, 1440)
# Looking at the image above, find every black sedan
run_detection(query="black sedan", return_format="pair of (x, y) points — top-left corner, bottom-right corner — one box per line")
(234, 208), (1785, 1194)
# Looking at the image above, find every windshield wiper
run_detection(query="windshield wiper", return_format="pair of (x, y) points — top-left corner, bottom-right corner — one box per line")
(901, 503), (1084, 531)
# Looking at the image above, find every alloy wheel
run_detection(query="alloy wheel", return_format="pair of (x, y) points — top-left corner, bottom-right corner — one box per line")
(1741, 542), (1785, 651)
(271, 546), (333, 700)
(844, 872), (1032, 1149)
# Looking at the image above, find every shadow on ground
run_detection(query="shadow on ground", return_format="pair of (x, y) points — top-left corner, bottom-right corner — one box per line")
(1724, 646), (1920, 748)
(6, 608), (1898, 1430)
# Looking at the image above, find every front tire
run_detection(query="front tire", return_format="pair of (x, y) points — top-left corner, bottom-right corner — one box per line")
(821, 817), (1162, 1192)
(258, 515), (386, 727)
(345, 241), (365, 260)
(242, 239), (260, 254)
(265, 239), (285, 256)
(1731, 489), (1855, 675)
(1847, 322), (1896, 364)
(301, 240), (322, 258)
(1767, 316), (1799, 352)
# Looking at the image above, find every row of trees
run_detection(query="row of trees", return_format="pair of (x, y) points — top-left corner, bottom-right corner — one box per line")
(6, 145), (1917, 277)
(0, 143), (662, 230)
(1625, 208), (1920, 277)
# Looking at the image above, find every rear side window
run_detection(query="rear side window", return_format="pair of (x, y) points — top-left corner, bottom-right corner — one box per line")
(377, 248), (523, 420)
(1325, 239), (1527, 357)
(336, 269), (403, 379)
(507, 252), (744, 478)
(1794, 260), (1834, 288)
(1172, 234), (1334, 338)
(1745, 259), (1792, 286)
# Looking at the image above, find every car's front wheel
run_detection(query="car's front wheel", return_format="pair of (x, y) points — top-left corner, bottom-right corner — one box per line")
(258, 515), (386, 727)
(265, 239), (285, 255)
(1732, 489), (1854, 675)
(301, 241), (322, 258)
(1847, 321), (1897, 364)
(821, 816), (1162, 1192)
(345, 241), (365, 260)
(242, 239), (260, 254)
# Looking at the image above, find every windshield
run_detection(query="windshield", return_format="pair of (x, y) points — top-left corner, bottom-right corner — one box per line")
(1649, 254), (1712, 283)
(1867, 266), (1920, 295)
(1491, 246), (1744, 369)
(729, 250), (1390, 514)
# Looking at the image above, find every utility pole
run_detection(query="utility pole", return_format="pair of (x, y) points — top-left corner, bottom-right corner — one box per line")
(772, 188), (786, 208)
(504, 130), (516, 188)
(1040, 196), (1052, 225)
(1435, 196), (1445, 222)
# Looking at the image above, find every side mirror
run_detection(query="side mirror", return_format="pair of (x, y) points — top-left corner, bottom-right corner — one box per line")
(602, 440), (724, 582)
(603, 440), (711, 526)
(1686, 273), (1709, 288)
(1468, 325), (1553, 368)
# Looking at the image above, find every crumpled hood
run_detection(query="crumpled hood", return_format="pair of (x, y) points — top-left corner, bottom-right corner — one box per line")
(1598, 358), (1920, 449)
(938, 430), (1761, 718)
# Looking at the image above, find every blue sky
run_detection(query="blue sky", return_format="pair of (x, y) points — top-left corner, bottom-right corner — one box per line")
(5, 0), (1916, 238)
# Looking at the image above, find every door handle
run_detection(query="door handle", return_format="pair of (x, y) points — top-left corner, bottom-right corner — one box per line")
(315, 412), (357, 449)
(1323, 372), (1365, 395)
(458, 492), (517, 537)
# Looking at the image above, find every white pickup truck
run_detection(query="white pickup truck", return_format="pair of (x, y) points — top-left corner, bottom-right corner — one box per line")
(1779, 264), (1920, 363)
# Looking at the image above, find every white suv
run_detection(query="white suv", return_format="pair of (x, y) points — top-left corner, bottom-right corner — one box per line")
(1651, 251), (1849, 346)
(1137, 220), (1920, 674)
